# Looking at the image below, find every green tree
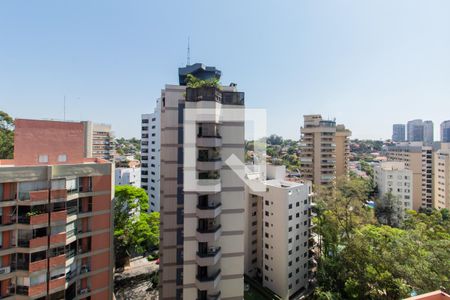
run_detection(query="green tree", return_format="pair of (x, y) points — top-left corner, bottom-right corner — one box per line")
(375, 192), (404, 227)
(114, 186), (159, 267)
(0, 111), (14, 159)
(186, 73), (220, 88)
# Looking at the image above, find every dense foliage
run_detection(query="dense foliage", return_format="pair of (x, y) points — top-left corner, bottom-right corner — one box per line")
(186, 73), (220, 88)
(114, 186), (159, 267)
(115, 137), (141, 157)
(313, 177), (450, 300)
(0, 111), (14, 159)
(246, 134), (300, 171)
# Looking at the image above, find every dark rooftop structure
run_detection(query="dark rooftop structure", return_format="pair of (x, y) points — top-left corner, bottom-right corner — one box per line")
(178, 63), (221, 85)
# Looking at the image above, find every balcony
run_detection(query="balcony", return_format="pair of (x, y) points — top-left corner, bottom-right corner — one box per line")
(18, 212), (48, 225)
(17, 190), (47, 203)
(196, 269), (221, 291)
(186, 87), (222, 103)
(50, 232), (66, 246)
(197, 158), (222, 171)
(51, 210), (67, 223)
(50, 189), (67, 201)
(16, 282), (47, 297)
(196, 203), (222, 219)
(49, 254), (66, 268)
(29, 259), (47, 272)
(196, 225), (222, 243)
(196, 247), (222, 267)
(27, 236), (47, 248)
(49, 277), (65, 291)
(197, 136), (222, 148)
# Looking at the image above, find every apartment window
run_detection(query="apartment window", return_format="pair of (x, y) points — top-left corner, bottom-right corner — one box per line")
(303, 210), (307, 215)
(265, 243), (269, 249)
(288, 204), (292, 209)
(296, 213), (300, 218)
(288, 261), (292, 266)
(265, 211), (269, 217)
(296, 235), (299, 240)
(265, 233), (269, 238)
(296, 257), (300, 262)
(288, 227), (292, 232)
(288, 250), (292, 255)
(142, 119), (149, 124)
(288, 215), (292, 221)
(296, 246), (299, 251)
(265, 222), (269, 227)
(288, 273), (292, 278)
(289, 284), (292, 289)
(38, 155), (48, 163)
(57, 154), (67, 162)
(288, 238), (292, 243)
(296, 224), (299, 229)
(265, 200), (269, 206)
(264, 265), (269, 271)
(265, 276), (269, 282)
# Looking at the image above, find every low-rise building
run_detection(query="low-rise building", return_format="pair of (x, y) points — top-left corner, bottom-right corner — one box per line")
(115, 167), (141, 187)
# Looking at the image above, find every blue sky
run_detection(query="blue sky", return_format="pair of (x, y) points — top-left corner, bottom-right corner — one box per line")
(1, 0), (450, 140)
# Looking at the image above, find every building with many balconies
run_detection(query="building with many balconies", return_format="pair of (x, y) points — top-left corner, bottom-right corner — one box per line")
(159, 64), (245, 300)
(0, 119), (113, 300)
(299, 115), (351, 186)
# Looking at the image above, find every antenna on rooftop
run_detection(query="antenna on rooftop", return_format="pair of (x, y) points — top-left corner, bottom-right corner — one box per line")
(187, 36), (191, 65)
(64, 95), (66, 121)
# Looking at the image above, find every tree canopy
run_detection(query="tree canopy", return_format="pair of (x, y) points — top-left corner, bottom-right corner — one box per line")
(114, 185), (159, 267)
(0, 111), (14, 159)
(313, 177), (450, 300)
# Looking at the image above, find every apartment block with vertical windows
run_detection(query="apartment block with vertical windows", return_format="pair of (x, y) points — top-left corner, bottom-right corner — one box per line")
(386, 143), (433, 210)
(433, 144), (450, 210)
(0, 119), (113, 300)
(159, 63), (245, 300)
(299, 115), (351, 186)
(374, 162), (413, 224)
(244, 165), (313, 299)
(82, 122), (115, 161)
(141, 100), (161, 212)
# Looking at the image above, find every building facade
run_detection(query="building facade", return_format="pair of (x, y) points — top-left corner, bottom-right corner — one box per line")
(374, 162), (413, 224)
(392, 124), (406, 142)
(299, 115), (351, 186)
(0, 119), (114, 300)
(423, 121), (434, 145)
(82, 122), (115, 161)
(141, 99), (161, 212)
(407, 119), (424, 142)
(433, 144), (450, 210)
(440, 121), (450, 143)
(244, 165), (313, 299)
(159, 64), (246, 300)
(386, 143), (433, 210)
(115, 167), (141, 187)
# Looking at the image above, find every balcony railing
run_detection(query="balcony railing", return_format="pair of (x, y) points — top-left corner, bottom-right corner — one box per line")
(196, 269), (221, 282)
(186, 87), (222, 103)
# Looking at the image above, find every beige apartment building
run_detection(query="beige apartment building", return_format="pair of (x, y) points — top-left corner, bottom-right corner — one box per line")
(82, 122), (115, 161)
(244, 165), (313, 300)
(386, 143), (433, 210)
(300, 115), (351, 186)
(433, 144), (450, 210)
(159, 64), (245, 300)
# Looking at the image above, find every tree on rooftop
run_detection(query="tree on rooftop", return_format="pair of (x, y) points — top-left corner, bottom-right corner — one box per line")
(0, 111), (14, 159)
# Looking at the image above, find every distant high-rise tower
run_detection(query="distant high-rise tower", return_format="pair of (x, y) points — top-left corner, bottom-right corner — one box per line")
(423, 121), (434, 144)
(299, 115), (351, 186)
(441, 120), (450, 143)
(407, 119), (424, 142)
(392, 124), (406, 142)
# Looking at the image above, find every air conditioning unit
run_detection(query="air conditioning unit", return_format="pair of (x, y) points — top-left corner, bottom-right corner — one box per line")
(0, 266), (11, 274)
(80, 288), (89, 294)
(208, 246), (217, 253)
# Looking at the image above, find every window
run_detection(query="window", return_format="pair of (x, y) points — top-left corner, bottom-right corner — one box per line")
(288, 215), (292, 221)
(289, 204), (292, 209)
(38, 155), (48, 163)
(288, 227), (292, 232)
(57, 154), (67, 162)
(296, 202), (300, 207)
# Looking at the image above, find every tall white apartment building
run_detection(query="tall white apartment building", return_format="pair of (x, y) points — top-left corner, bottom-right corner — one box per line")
(433, 144), (450, 209)
(115, 167), (141, 187)
(374, 162), (413, 224)
(141, 99), (161, 212)
(159, 64), (245, 300)
(244, 165), (313, 299)
(386, 143), (433, 210)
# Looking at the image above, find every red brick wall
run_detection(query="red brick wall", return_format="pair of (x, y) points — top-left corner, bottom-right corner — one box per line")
(92, 175), (111, 192)
(91, 270), (109, 290)
(14, 119), (85, 165)
(91, 253), (109, 270)
(92, 195), (111, 211)
(92, 289), (110, 300)
(91, 232), (110, 251)
(91, 214), (110, 231)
